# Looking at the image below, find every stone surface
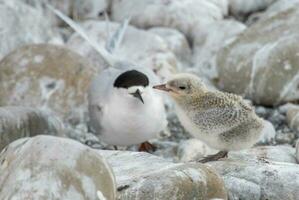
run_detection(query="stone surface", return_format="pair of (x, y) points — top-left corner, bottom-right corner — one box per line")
(67, 21), (177, 82)
(192, 19), (246, 80)
(149, 27), (192, 67)
(99, 151), (227, 200)
(229, 145), (297, 164)
(0, 106), (63, 151)
(258, 120), (276, 144)
(0, 44), (95, 123)
(111, 0), (226, 42)
(216, 6), (299, 106)
(0, 135), (116, 200)
(286, 107), (299, 132)
(208, 155), (299, 200)
(296, 139), (299, 163)
(23, 0), (110, 25)
(228, 0), (277, 17)
(177, 139), (218, 162)
(261, 0), (299, 20)
(0, 0), (61, 59)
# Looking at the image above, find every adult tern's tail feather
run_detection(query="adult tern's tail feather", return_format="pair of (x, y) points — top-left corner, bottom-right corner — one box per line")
(105, 17), (131, 54)
(47, 4), (117, 66)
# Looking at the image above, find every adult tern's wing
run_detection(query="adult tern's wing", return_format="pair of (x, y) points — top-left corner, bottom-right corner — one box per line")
(88, 67), (120, 135)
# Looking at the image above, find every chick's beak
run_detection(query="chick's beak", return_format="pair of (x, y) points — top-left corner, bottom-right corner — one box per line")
(131, 89), (144, 104)
(153, 84), (172, 92)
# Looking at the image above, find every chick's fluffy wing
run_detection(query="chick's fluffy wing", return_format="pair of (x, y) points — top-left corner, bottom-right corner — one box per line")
(192, 92), (253, 132)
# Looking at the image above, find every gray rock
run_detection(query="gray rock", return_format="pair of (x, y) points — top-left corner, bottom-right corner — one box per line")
(228, 0), (277, 17)
(0, 44), (96, 123)
(192, 19), (246, 80)
(67, 21), (177, 82)
(208, 157), (299, 200)
(22, 0), (110, 25)
(229, 145), (297, 164)
(177, 139), (218, 162)
(99, 150), (228, 200)
(296, 139), (299, 163)
(216, 6), (299, 106)
(0, 0), (61, 59)
(287, 107), (299, 132)
(149, 27), (192, 66)
(111, 0), (226, 43)
(0, 135), (116, 200)
(258, 120), (276, 144)
(262, 0), (299, 19)
(278, 103), (299, 115)
(0, 106), (63, 151)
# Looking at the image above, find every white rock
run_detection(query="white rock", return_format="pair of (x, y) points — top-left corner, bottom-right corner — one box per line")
(111, 0), (226, 43)
(228, 0), (277, 16)
(229, 145), (297, 164)
(0, 106), (64, 151)
(0, 136), (116, 200)
(0, 0), (61, 59)
(67, 21), (177, 82)
(23, 0), (110, 25)
(278, 103), (299, 115)
(286, 107), (299, 132)
(258, 120), (276, 143)
(264, 0), (299, 18)
(296, 139), (299, 163)
(72, 0), (110, 21)
(208, 154), (299, 200)
(192, 19), (246, 80)
(177, 139), (218, 162)
(149, 27), (192, 66)
(99, 150), (228, 200)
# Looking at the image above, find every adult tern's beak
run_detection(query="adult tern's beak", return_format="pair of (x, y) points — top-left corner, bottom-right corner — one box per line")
(131, 89), (144, 104)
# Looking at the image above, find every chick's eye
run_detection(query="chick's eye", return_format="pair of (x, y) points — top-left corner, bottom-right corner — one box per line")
(179, 86), (186, 90)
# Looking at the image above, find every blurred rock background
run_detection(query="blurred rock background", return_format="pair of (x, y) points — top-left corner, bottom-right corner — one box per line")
(1, 0), (299, 199)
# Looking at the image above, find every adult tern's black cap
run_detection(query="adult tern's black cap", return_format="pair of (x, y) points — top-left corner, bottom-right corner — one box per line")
(114, 70), (149, 88)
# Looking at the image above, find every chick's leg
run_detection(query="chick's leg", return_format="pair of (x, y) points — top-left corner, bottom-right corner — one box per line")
(138, 141), (156, 153)
(198, 151), (228, 163)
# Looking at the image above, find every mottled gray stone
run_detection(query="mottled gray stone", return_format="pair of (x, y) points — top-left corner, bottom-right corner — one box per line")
(0, 44), (95, 122)
(0, 135), (116, 200)
(0, 106), (63, 151)
(99, 151), (227, 200)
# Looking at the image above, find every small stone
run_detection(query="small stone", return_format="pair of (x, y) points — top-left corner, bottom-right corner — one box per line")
(177, 139), (218, 162)
(257, 120), (276, 144)
(275, 130), (296, 144)
(286, 107), (299, 132)
(296, 139), (299, 163)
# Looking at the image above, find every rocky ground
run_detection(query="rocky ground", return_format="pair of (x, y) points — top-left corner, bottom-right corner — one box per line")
(1, 0), (299, 199)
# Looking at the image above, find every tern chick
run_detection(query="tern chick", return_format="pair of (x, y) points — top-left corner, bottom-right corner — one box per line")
(154, 73), (264, 162)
